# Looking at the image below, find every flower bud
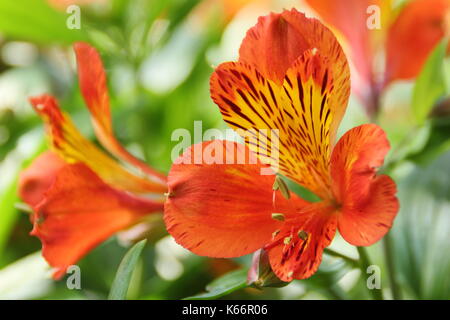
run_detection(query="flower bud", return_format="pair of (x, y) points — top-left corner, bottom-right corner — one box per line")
(247, 249), (289, 288)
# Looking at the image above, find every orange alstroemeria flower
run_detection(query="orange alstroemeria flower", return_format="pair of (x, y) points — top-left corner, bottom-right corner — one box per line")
(19, 42), (167, 279)
(305, 0), (450, 116)
(164, 9), (399, 281)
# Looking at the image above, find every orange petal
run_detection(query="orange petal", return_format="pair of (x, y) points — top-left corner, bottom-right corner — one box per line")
(330, 124), (399, 246)
(266, 202), (337, 281)
(32, 163), (163, 279)
(18, 151), (65, 207)
(331, 124), (390, 204)
(29, 94), (166, 194)
(337, 175), (399, 246)
(211, 49), (349, 199)
(164, 140), (309, 258)
(73, 42), (112, 143)
(74, 42), (166, 183)
(385, 0), (450, 83)
(239, 8), (349, 89)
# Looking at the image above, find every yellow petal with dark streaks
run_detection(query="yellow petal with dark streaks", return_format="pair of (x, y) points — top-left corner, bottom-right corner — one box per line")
(210, 49), (349, 199)
(29, 94), (167, 194)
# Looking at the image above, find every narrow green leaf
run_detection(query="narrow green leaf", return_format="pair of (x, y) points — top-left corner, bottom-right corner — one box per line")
(0, 179), (19, 258)
(408, 118), (450, 165)
(391, 152), (450, 299)
(444, 57), (450, 93)
(0, 251), (52, 299)
(412, 38), (448, 124)
(108, 239), (147, 300)
(184, 269), (248, 300)
(0, 0), (87, 44)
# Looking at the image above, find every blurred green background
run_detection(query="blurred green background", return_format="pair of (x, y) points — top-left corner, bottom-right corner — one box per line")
(0, 0), (449, 300)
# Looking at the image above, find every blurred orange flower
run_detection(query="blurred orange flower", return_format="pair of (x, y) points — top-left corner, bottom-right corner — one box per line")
(19, 42), (167, 279)
(305, 0), (450, 116)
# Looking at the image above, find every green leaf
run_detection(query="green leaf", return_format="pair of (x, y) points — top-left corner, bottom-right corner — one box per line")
(0, 179), (19, 258)
(302, 258), (352, 300)
(0, 0), (87, 44)
(387, 123), (431, 167)
(391, 152), (450, 299)
(0, 251), (52, 299)
(408, 117), (450, 164)
(184, 269), (248, 300)
(412, 38), (448, 124)
(108, 239), (147, 300)
(283, 175), (320, 202)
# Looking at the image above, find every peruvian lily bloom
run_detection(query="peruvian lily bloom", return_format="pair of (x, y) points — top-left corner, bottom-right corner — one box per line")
(19, 42), (167, 279)
(305, 0), (450, 117)
(164, 9), (399, 281)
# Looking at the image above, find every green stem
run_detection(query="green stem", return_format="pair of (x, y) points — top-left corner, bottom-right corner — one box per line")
(323, 248), (359, 267)
(357, 247), (383, 300)
(383, 232), (402, 300)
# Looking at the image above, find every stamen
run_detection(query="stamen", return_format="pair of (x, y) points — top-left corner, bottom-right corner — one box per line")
(283, 236), (292, 245)
(297, 230), (308, 241)
(272, 176), (290, 199)
(287, 271), (294, 278)
(272, 229), (280, 239)
(271, 213), (285, 221)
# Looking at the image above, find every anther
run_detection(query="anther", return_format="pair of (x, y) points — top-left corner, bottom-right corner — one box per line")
(272, 230), (280, 239)
(287, 271), (294, 278)
(297, 230), (308, 241)
(271, 213), (285, 221)
(272, 176), (290, 199)
(284, 236), (292, 245)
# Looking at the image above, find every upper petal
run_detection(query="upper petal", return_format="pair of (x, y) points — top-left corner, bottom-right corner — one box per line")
(29, 94), (166, 194)
(32, 163), (163, 279)
(384, 0), (450, 83)
(74, 42), (166, 183)
(164, 140), (309, 258)
(73, 42), (112, 141)
(330, 124), (399, 246)
(211, 49), (349, 199)
(18, 151), (65, 207)
(239, 8), (349, 90)
(266, 202), (337, 281)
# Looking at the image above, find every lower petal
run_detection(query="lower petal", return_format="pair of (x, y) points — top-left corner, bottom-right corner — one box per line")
(267, 202), (337, 281)
(164, 140), (309, 258)
(32, 163), (163, 279)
